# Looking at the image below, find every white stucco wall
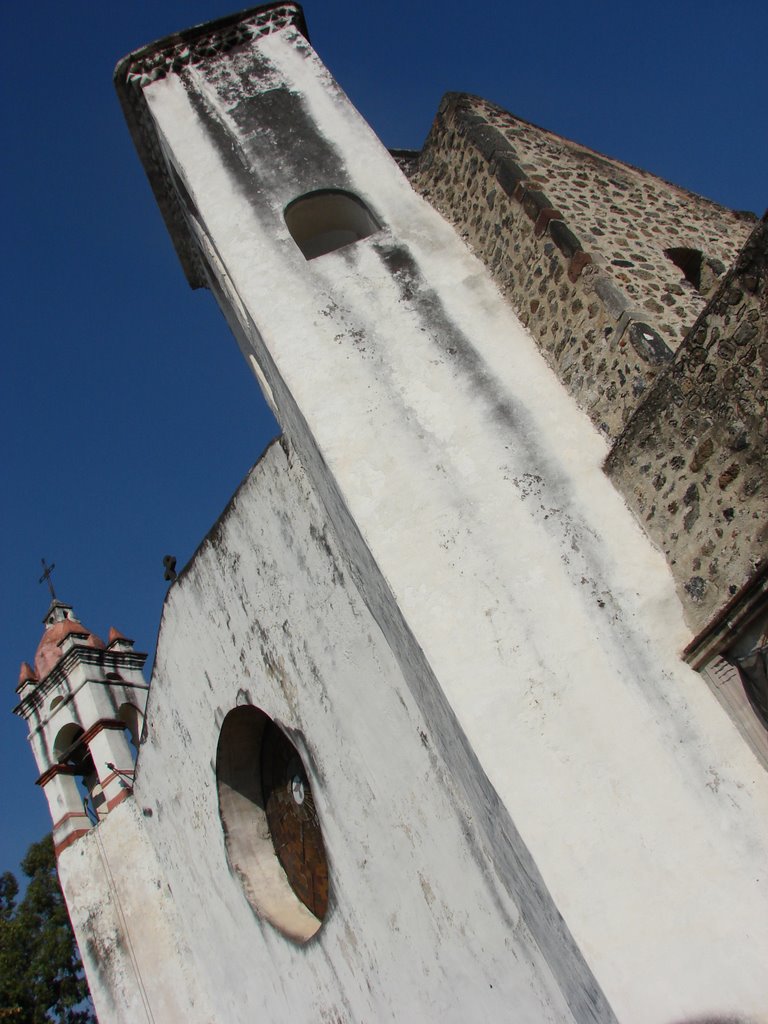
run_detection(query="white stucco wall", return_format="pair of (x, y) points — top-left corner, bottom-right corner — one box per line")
(123, 440), (576, 1023)
(59, 798), (215, 1024)
(132, 23), (768, 1023)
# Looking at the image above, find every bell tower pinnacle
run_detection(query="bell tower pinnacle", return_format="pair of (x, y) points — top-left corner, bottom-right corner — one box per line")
(14, 590), (150, 856)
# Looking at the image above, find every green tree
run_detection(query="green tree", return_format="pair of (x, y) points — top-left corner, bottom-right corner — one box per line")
(0, 836), (94, 1023)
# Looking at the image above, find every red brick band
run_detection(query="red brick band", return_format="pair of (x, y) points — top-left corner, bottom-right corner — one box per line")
(106, 788), (132, 812)
(54, 829), (90, 857)
(80, 718), (126, 745)
(52, 810), (92, 832)
(101, 768), (135, 790)
(36, 763), (78, 787)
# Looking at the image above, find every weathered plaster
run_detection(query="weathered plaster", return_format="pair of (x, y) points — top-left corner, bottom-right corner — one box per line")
(109, 21), (768, 1021)
(50, 11), (768, 1023)
(59, 799), (215, 1024)
(123, 440), (577, 1023)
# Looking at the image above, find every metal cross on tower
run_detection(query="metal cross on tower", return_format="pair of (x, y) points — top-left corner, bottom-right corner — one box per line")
(39, 558), (57, 600)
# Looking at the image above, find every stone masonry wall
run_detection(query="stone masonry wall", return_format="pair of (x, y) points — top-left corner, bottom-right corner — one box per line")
(605, 216), (768, 633)
(409, 94), (754, 439)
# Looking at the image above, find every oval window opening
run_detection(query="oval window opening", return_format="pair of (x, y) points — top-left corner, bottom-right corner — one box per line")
(285, 189), (379, 260)
(216, 706), (329, 942)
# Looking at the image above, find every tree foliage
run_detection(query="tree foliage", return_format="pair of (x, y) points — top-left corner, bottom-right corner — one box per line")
(0, 836), (94, 1023)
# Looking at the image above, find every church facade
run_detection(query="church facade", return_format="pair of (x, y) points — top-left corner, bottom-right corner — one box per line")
(14, 4), (768, 1021)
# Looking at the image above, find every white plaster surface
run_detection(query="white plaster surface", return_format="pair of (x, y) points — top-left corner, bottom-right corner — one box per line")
(98, 22), (768, 1023)
(59, 799), (215, 1024)
(131, 442), (576, 1023)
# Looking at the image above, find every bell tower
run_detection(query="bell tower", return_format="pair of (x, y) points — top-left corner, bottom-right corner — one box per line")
(14, 597), (149, 856)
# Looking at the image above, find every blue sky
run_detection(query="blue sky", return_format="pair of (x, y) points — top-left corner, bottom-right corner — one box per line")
(2, 0), (766, 877)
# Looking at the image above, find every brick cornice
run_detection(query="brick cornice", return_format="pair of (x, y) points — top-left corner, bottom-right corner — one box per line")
(54, 829), (90, 857)
(52, 810), (92, 832)
(107, 788), (132, 813)
(36, 763), (78, 787)
(13, 647), (148, 719)
(80, 718), (126, 746)
(101, 768), (135, 790)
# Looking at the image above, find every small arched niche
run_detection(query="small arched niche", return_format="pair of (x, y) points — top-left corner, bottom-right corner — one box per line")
(285, 189), (380, 260)
(216, 706), (329, 943)
(664, 247), (704, 291)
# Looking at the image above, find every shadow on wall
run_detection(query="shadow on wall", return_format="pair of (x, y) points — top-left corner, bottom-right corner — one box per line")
(669, 1017), (758, 1023)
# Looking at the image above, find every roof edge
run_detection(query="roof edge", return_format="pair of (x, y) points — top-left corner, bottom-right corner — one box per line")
(113, 3), (309, 290)
(438, 92), (759, 220)
(114, 3), (308, 88)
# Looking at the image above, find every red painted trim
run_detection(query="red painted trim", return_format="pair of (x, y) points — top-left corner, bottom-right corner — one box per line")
(36, 763), (78, 787)
(100, 768), (135, 789)
(106, 788), (132, 812)
(54, 829), (91, 857)
(52, 810), (92, 831)
(81, 718), (125, 745)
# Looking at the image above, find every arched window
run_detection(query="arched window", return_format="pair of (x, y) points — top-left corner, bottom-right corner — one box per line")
(53, 723), (105, 816)
(284, 189), (379, 260)
(53, 722), (87, 767)
(216, 705), (329, 942)
(118, 702), (144, 755)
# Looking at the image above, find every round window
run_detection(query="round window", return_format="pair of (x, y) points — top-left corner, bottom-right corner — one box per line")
(216, 706), (329, 942)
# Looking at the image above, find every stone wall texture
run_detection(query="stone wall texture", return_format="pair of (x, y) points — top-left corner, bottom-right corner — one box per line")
(409, 94), (754, 440)
(606, 216), (768, 632)
(408, 93), (764, 637)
